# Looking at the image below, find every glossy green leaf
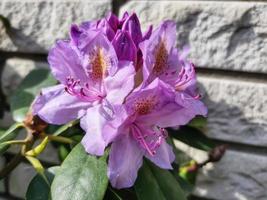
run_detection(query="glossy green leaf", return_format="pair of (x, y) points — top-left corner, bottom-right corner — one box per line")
(105, 188), (137, 200)
(135, 161), (186, 200)
(168, 126), (216, 151)
(51, 144), (108, 200)
(0, 129), (7, 142)
(26, 166), (59, 200)
(0, 123), (23, 154)
(167, 137), (191, 166)
(135, 162), (166, 200)
(175, 176), (193, 197)
(148, 163), (186, 200)
(188, 116), (207, 129)
(10, 69), (56, 122)
(148, 161), (187, 200)
(58, 144), (70, 161)
(104, 187), (123, 200)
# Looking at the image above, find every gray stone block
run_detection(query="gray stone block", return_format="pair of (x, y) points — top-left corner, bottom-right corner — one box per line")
(120, 1), (267, 73)
(2, 58), (49, 97)
(9, 162), (36, 198)
(0, 112), (14, 128)
(0, 0), (111, 53)
(198, 75), (267, 147)
(194, 150), (267, 200)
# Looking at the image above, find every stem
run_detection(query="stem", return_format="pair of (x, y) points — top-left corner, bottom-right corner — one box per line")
(21, 127), (35, 155)
(53, 120), (79, 136)
(25, 136), (49, 157)
(0, 123), (34, 180)
(197, 160), (210, 168)
(25, 156), (50, 186)
(2, 140), (26, 145)
(0, 153), (23, 179)
(48, 135), (73, 144)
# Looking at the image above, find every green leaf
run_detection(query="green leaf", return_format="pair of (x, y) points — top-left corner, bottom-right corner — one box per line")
(10, 69), (57, 122)
(175, 176), (194, 197)
(0, 129), (6, 136)
(0, 123), (23, 154)
(148, 162), (187, 200)
(104, 187), (123, 200)
(135, 161), (186, 200)
(188, 116), (207, 129)
(0, 15), (11, 30)
(104, 187), (137, 200)
(51, 144), (108, 200)
(167, 137), (191, 166)
(168, 126), (216, 151)
(26, 166), (59, 200)
(58, 144), (70, 162)
(53, 120), (79, 136)
(135, 162), (166, 200)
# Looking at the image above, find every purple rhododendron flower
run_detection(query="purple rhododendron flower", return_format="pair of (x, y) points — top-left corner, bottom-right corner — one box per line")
(70, 12), (152, 70)
(140, 20), (207, 119)
(33, 12), (207, 189)
(33, 23), (137, 156)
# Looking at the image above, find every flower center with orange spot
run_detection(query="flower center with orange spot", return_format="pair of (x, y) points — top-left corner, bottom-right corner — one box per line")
(89, 47), (107, 81)
(153, 40), (168, 75)
(134, 97), (156, 115)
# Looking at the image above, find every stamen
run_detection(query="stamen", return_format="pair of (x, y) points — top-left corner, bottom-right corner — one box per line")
(193, 94), (201, 99)
(132, 124), (168, 156)
(64, 76), (104, 102)
(175, 63), (195, 91)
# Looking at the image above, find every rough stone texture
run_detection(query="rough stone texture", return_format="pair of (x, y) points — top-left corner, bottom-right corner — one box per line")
(120, 1), (267, 73)
(0, 112), (13, 128)
(198, 75), (267, 146)
(2, 58), (48, 96)
(9, 162), (36, 198)
(194, 150), (267, 200)
(0, 1), (266, 200)
(0, 58), (48, 129)
(0, 0), (111, 53)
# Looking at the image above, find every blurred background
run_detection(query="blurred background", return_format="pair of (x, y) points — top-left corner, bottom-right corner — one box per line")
(0, 0), (267, 199)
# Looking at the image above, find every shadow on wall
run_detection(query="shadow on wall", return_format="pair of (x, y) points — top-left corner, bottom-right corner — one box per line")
(0, 15), (46, 53)
(192, 81), (267, 200)
(1, 59), (48, 97)
(198, 77), (267, 147)
(0, 59), (48, 127)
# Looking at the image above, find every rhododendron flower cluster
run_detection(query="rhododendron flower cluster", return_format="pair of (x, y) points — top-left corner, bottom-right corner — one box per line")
(33, 12), (207, 189)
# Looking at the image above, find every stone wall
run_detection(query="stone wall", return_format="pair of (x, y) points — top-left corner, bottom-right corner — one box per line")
(0, 0), (266, 199)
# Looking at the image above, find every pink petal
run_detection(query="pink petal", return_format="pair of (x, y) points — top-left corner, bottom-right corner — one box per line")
(33, 85), (88, 125)
(48, 40), (87, 84)
(81, 105), (108, 156)
(145, 140), (175, 169)
(105, 61), (136, 104)
(108, 133), (144, 189)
